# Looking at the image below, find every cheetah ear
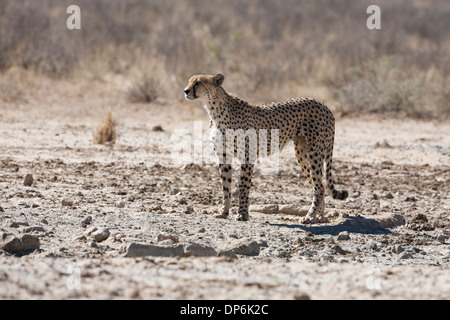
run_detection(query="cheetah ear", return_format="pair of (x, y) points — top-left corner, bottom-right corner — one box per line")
(213, 73), (224, 86)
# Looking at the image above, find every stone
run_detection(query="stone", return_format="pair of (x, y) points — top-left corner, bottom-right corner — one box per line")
(218, 238), (260, 256)
(250, 204), (279, 214)
(437, 234), (446, 244)
(392, 245), (405, 254)
(332, 245), (347, 255)
(23, 226), (45, 233)
(23, 174), (33, 186)
(81, 215), (92, 227)
(116, 200), (126, 208)
(1, 233), (40, 253)
(337, 231), (350, 241)
(185, 242), (217, 257)
(156, 233), (179, 243)
(62, 199), (74, 207)
(124, 243), (184, 257)
(92, 228), (110, 242)
(217, 249), (238, 259)
(384, 191), (394, 199)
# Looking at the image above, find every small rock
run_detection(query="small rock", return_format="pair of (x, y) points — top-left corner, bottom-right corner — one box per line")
(384, 192), (394, 199)
(89, 242), (99, 248)
(392, 245), (405, 254)
(23, 226), (45, 233)
(157, 233), (179, 243)
(332, 245), (347, 255)
(1, 233), (40, 253)
(0, 206), (4, 212)
(185, 242), (217, 257)
(337, 231), (350, 241)
(399, 252), (413, 259)
(23, 174), (34, 186)
(116, 200), (126, 208)
(437, 234), (446, 244)
(81, 216), (92, 227)
(198, 227), (206, 233)
(367, 241), (378, 251)
(217, 249), (238, 259)
(152, 125), (164, 132)
(124, 243), (184, 257)
(294, 293), (311, 300)
(7, 221), (19, 228)
(218, 238), (260, 256)
(92, 228), (110, 242)
(62, 199), (74, 207)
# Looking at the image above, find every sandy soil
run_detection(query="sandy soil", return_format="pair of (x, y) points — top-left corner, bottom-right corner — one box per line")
(0, 82), (449, 299)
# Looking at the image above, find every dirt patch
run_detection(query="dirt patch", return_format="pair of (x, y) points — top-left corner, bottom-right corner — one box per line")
(0, 96), (449, 299)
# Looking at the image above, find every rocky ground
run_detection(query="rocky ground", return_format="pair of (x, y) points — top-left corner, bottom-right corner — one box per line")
(0, 91), (449, 299)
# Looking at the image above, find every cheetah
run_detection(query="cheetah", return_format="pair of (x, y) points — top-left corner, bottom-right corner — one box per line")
(184, 73), (348, 224)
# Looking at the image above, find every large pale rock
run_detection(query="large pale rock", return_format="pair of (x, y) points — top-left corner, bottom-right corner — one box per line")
(218, 238), (260, 256)
(124, 243), (184, 257)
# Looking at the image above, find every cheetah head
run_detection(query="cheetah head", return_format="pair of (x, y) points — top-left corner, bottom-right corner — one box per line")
(184, 73), (224, 101)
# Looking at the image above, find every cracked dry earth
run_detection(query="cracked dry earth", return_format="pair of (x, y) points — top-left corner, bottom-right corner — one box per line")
(0, 98), (449, 299)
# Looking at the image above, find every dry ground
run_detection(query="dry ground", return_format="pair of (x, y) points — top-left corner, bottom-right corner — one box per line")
(0, 76), (449, 300)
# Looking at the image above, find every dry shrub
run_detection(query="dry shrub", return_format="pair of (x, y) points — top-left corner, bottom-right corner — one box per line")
(336, 57), (430, 118)
(0, 0), (448, 118)
(94, 113), (117, 145)
(127, 76), (159, 103)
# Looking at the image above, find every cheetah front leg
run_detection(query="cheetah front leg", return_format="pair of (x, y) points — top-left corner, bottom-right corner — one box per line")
(236, 163), (254, 221)
(217, 163), (232, 217)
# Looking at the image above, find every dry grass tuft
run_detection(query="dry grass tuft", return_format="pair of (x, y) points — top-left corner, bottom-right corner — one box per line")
(94, 113), (117, 145)
(127, 76), (159, 103)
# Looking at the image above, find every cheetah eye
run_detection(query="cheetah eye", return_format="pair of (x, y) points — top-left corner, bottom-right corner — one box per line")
(194, 81), (199, 88)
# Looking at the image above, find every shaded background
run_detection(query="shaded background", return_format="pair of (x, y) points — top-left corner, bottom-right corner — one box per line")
(0, 0), (449, 118)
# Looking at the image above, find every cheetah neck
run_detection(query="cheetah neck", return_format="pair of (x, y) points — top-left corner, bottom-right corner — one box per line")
(203, 88), (231, 125)
(203, 88), (249, 128)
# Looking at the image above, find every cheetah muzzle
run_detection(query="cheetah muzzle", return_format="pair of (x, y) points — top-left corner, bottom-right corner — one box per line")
(184, 73), (348, 224)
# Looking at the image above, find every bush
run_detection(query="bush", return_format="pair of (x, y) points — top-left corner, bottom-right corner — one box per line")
(336, 58), (430, 118)
(127, 76), (159, 103)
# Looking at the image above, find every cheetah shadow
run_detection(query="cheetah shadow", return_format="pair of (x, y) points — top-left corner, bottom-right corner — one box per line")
(269, 214), (406, 235)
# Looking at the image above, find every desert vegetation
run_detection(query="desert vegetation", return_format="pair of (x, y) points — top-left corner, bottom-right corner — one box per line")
(0, 0), (448, 118)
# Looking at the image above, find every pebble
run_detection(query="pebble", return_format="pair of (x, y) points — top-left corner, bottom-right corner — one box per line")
(62, 199), (74, 207)
(92, 228), (110, 243)
(337, 231), (350, 241)
(81, 216), (92, 227)
(23, 174), (33, 186)
(384, 192), (394, 199)
(437, 234), (446, 244)
(392, 245), (405, 254)
(156, 233), (179, 243)
(116, 201), (126, 208)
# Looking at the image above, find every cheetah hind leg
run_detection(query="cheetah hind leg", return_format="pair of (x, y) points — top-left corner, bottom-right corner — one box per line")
(236, 163), (254, 221)
(293, 136), (326, 224)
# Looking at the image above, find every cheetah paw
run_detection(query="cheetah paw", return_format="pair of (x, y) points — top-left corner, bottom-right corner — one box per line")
(236, 214), (249, 221)
(214, 213), (228, 219)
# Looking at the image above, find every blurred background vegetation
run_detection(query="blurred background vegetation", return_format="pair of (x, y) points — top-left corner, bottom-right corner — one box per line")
(0, 0), (449, 118)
